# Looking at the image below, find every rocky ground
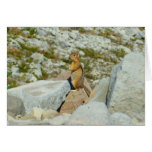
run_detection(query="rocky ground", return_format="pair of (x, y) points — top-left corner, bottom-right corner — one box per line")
(7, 27), (145, 125)
(7, 27), (145, 89)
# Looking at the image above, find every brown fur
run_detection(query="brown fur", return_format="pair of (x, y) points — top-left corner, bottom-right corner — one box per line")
(69, 52), (90, 96)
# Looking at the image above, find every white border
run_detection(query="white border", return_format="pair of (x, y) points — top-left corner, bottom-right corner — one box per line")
(0, 0), (152, 152)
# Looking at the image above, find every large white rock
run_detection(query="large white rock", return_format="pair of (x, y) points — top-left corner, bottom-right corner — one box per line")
(7, 80), (71, 114)
(31, 53), (44, 64)
(110, 112), (132, 126)
(7, 113), (71, 126)
(7, 118), (51, 126)
(90, 77), (110, 103)
(106, 52), (145, 123)
(7, 95), (25, 116)
(66, 102), (111, 125)
(49, 113), (71, 125)
(26, 38), (50, 51)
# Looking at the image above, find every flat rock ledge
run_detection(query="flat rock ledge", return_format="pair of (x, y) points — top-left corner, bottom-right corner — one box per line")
(7, 80), (71, 114)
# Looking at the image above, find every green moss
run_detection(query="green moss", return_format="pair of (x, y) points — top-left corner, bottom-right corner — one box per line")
(98, 28), (128, 48)
(138, 27), (145, 31)
(43, 49), (56, 59)
(25, 27), (37, 35)
(98, 28), (114, 38)
(109, 57), (118, 64)
(69, 27), (96, 35)
(32, 68), (49, 80)
(7, 85), (13, 89)
(7, 27), (37, 39)
(8, 33), (18, 40)
(130, 37), (139, 41)
(79, 48), (114, 63)
(110, 49), (127, 58)
(141, 38), (145, 43)
(7, 77), (19, 89)
(27, 57), (33, 63)
(22, 27), (37, 38)
(18, 74), (28, 81)
(19, 42), (57, 60)
(69, 27), (86, 33)
(84, 73), (96, 79)
(130, 37), (145, 44)
(60, 65), (68, 70)
(123, 42), (134, 50)
(7, 27), (10, 33)
(62, 58), (70, 63)
(32, 73), (40, 80)
(78, 48), (101, 58)
(7, 72), (12, 77)
(100, 55), (110, 62)
(80, 59), (91, 72)
(19, 61), (30, 73)
(41, 68), (49, 80)
(25, 80), (31, 83)
(19, 42), (38, 53)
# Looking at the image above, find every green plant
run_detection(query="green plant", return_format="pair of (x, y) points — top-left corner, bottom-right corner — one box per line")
(18, 61), (30, 73)
(7, 27), (37, 38)
(7, 72), (12, 77)
(77, 47), (101, 58)
(43, 49), (56, 59)
(69, 27), (96, 35)
(7, 77), (19, 89)
(138, 27), (145, 31)
(84, 73), (96, 79)
(19, 42), (38, 53)
(60, 65), (68, 70)
(41, 68), (49, 80)
(110, 49), (127, 58)
(62, 58), (70, 63)
(7, 85), (13, 89)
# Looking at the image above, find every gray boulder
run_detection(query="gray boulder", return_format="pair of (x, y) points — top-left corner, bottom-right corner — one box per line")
(111, 112), (132, 126)
(7, 119), (51, 126)
(7, 113), (71, 126)
(90, 77), (110, 103)
(66, 102), (111, 125)
(49, 113), (71, 125)
(106, 52), (145, 123)
(7, 80), (70, 114)
(7, 95), (25, 116)
(31, 53), (44, 64)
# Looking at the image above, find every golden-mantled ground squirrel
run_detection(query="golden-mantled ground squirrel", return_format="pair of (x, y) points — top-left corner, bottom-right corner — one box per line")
(69, 51), (91, 96)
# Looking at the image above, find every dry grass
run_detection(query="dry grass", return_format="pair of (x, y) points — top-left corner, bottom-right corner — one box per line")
(7, 48), (31, 59)
(7, 27), (37, 38)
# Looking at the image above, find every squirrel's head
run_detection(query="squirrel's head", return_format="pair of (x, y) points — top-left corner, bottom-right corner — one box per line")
(69, 52), (79, 62)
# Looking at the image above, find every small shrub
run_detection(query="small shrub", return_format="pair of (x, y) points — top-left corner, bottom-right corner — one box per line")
(110, 49), (127, 58)
(138, 27), (145, 31)
(62, 58), (70, 64)
(41, 68), (49, 80)
(7, 27), (37, 38)
(69, 27), (96, 35)
(19, 42), (38, 53)
(18, 61), (30, 73)
(43, 49), (56, 59)
(7, 72), (12, 77)
(60, 65), (68, 70)
(7, 77), (19, 89)
(24, 27), (37, 36)
(77, 47), (101, 58)
(84, 73), (96, 79)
